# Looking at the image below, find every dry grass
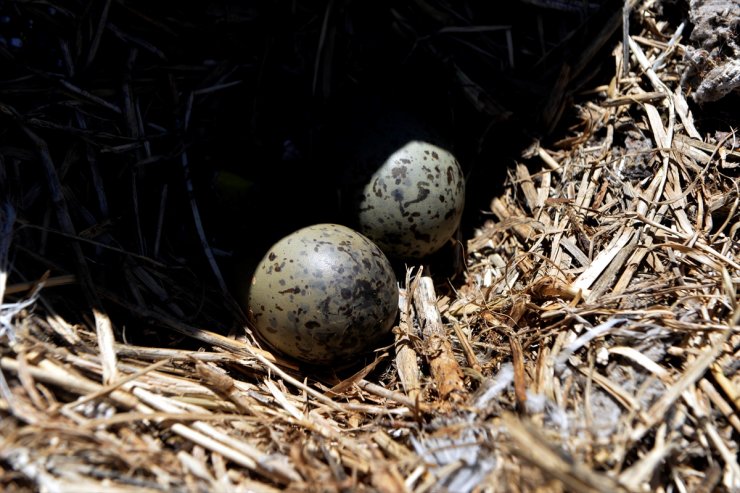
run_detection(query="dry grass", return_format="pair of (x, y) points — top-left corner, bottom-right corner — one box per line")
(1, 1), (739, 492)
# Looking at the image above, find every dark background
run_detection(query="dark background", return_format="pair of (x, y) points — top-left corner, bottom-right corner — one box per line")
(1, 0), (646, 335)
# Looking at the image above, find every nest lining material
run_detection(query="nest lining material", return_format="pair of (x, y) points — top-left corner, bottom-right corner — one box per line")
(1, 1), (739, 492)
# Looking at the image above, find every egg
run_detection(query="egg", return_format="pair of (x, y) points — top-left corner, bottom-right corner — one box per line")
(246, 223), (399, 365)
(343, 140), (466, 259)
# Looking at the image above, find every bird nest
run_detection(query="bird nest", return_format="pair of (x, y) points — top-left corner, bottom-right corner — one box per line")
(1, 1), (739, 492)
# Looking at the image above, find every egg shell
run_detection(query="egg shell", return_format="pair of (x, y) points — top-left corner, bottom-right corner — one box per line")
(246, 223), (399, 364)
(345, 140), (466, 259)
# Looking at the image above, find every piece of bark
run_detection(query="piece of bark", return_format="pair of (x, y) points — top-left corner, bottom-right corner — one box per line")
(395, 271), (422, 404)
(413, 276), (465, 404)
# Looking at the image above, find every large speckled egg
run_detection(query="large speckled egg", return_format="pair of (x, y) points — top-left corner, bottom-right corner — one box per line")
(344, 140), (466, 259)
(246, 223), (399, 365)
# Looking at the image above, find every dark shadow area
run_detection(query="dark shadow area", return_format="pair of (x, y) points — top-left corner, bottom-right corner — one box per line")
(1, 0), (626, 344)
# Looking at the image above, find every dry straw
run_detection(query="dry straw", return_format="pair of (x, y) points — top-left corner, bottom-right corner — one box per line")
(1, 1), (738, 492)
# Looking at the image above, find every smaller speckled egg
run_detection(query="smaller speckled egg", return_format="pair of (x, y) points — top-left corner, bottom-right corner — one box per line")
(246, 223), (399, 365)
(344, 140), (466, 259)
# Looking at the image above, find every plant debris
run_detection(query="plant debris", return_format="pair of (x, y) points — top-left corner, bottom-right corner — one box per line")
(1, 1), (738, 492)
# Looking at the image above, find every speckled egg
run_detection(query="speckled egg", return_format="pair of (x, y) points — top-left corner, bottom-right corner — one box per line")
(246, 223), (399, 365)
(344, 140), (466, 259)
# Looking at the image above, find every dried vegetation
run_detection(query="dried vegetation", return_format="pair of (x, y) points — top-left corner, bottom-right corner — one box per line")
(1, 1), (739, 492)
